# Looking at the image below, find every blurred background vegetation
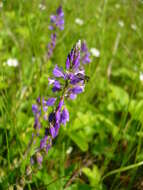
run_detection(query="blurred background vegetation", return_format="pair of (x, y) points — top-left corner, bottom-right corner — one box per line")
(0, 0), (143, 189)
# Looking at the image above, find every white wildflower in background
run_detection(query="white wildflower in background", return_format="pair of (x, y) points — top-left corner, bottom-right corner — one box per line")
(5, 58), (19, 67)
(118, 20), (124, 28)
(90, 48), (100, 57)
(131, 24), (137, 31)
(75, 18), (84, 26)
(0, 2), (3, 8)
(115, 4), (120, 9)
(32, 56), (36, 62)
(66, 146), (73, 155)
(140, 72), (143, 81)
(38, 4), (46, 11)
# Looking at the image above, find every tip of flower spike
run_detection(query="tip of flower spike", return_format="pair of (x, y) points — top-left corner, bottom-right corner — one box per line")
(76, 40), (81, 50)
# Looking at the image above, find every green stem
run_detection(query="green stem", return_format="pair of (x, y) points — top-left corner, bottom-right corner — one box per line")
(101, 161), (143, 181)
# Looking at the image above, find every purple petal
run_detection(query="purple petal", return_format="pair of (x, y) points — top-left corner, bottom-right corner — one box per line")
(56, 6), (64, 16)
(46, 97), (56, 106)
(50, 15), (57, 22)
(81, 41), (87, 52)
(69, 93), (77, 100)
(57, 98), (64, 110)
(52, 80), (61, 92)
(32, 104), (38, 114)
(66, 55), (70, 70)
(36, 97), (41, 103)
(55, 123), (60, 136)
(50, 126), (56, 138)
(40, 136), (48, 149)
(72, 86), (84, 94)
(55, 109), (61, 122)
(36, 152), (43, 165)
(61, 107), (69, 125)
(53, 65), (65, 78)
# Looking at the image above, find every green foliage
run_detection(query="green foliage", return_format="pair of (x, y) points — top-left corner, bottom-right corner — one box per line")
(0, 0), (143, 189)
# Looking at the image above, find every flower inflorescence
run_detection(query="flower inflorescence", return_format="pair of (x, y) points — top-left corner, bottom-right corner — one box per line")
(32, 6), (91, 165)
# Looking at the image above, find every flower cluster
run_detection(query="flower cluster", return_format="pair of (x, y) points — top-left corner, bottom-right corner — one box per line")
(47, 6), (64, 59)
(32, 40), (90, 165)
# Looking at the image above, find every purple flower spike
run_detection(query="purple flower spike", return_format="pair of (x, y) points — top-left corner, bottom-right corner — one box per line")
(61, 107), (69, 125)
(53, 65), (65, 78)
(46, 97), (56, 106)
(32, 40), (90, 163)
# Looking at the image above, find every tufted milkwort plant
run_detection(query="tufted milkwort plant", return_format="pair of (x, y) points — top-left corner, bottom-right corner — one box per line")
(31, 39), (90, 165)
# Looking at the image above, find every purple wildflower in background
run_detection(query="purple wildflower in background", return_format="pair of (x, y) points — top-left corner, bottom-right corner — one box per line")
(47, 33), (56, 59)
(32, 40), (90, 165)
(47, 6), (64, 60)
(49, 6), (64, 31)
(81, 41), (91, 64)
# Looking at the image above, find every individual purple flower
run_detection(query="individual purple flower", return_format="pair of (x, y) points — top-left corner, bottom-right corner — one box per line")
(61, 107), (69, 125)
(32, 104), (38, 114)
(71, 86), (84, 94)
(53, 65), (65, 78)
(52, 80), (61, 92)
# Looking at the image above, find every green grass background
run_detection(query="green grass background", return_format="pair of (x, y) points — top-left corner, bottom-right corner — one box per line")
(0, 0), (143, 189)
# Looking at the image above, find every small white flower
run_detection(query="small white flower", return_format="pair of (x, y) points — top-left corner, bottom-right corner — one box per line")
(140, 72), (143, 81)
(38, 4), (46, 11)
(75, 18), (84, 26)
(5, 58), (18, 67)
(90, 48), (100, 57)
(0, 2), (3, 8)
(115, 4), (120, 9)
(32, 56), (36, 62)
(118, 20), (124, 28)
(131, 24), (137, 31)
(66, 146), (73, 155)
